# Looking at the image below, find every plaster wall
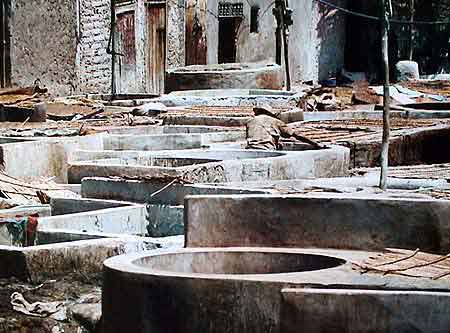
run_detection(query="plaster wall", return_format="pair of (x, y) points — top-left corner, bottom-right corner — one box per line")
(9, 0), (112, 96)
(10, 0), (78, 96)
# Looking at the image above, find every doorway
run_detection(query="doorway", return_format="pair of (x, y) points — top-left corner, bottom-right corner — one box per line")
(218, 17), (239, 64)
(115, 9), (137, 93)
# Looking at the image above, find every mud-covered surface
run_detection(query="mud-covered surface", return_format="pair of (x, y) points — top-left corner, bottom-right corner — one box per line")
(0, 274), (101, 333)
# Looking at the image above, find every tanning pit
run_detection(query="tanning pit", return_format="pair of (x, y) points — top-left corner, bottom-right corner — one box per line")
(165, 62), (284, 93)
(103, 247), (348, 333)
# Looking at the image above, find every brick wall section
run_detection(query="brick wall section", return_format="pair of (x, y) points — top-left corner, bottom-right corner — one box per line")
(77, 0), (112, 94)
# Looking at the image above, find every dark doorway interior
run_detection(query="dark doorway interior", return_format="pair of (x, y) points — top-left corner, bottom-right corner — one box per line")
(0, 0), (11, 88)
(344, 1), (380, 82)
(218, 17), (238, 63)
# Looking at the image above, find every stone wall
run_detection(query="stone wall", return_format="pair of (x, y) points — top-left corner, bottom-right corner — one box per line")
(76, 0), (112, 94)
(10, 0), (78, 96)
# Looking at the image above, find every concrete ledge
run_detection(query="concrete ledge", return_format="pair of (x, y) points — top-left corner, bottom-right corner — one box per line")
(37, 229), (111, 244)
(0, 237), (155, 282)
(281, 288), (450, 333)
(70, 146), (350, 184)
(38, 205), (148, 235)
(50, 197), (135, 215)
(185, 194), (450, 252)
(82, 177), (188, 205)
(163, 115), (250, 127)
(105, 125), (242, 135)
(103, 132), (245, 151)
(81, 177), (268, 205)
(0, 205), (51, 218)
(0, 134), (104, 182)
(304, 109), (450, 121)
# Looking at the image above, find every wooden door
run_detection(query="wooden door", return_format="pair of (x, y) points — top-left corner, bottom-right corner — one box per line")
(0, 0), (10, 88)
(116, 10), (137, 93)
(147, 2), (166, 95)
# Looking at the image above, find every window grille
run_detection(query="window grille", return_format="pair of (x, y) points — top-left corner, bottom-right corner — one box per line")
(218, 2), (244, 17)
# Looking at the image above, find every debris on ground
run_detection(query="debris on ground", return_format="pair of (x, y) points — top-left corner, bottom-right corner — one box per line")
(298, 82), (380, 111)
(71, 303), (102, 332)
(132, 102), (167, 117)
(401, 80), (450, 98)
(294, 78), (450, 112)
(11, 292), (66, 319)
(0, 80), (49, 108)
(0, 172), (78, 205)
(0, 276), (101, 332)
(351, 81), (381, 105)
(45, 98), (105, 121)
(353, 248), (450, 280)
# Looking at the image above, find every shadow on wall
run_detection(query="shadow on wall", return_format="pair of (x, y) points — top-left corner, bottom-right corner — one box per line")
(317, 0), (347, 81)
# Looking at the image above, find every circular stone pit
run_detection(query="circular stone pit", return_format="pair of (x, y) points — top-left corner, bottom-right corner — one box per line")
(102, 248), (346, 333)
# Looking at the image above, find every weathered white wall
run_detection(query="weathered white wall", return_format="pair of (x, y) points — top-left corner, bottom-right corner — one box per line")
(10, 0), (78, 96)
(9, 0), (112, 96)
(205, 0), (347, 84)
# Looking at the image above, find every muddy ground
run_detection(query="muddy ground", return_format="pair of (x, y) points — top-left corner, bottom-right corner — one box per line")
(0, 274), (101, 333)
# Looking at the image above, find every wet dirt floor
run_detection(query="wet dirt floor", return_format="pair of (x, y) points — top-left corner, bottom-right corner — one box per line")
(0, 274), (101, 333)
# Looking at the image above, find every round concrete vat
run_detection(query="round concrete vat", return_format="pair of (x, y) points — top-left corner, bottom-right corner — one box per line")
(165, 62), (283, 92)
(102, 248), (346, 333)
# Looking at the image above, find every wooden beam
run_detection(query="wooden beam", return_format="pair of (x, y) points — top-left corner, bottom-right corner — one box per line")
(380, 0), (391, 190)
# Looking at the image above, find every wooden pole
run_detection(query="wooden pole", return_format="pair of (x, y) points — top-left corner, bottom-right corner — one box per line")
(110, 0), (116, 99)
(282, 0), (291, 91)
(274, 0), (282, 65)
(380, 0), (391, 190)
(275, 27), (282, 65)
(409, 0), (415, 60)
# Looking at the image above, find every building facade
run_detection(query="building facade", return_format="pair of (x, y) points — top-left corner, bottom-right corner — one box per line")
(3, 0), (347, 96)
